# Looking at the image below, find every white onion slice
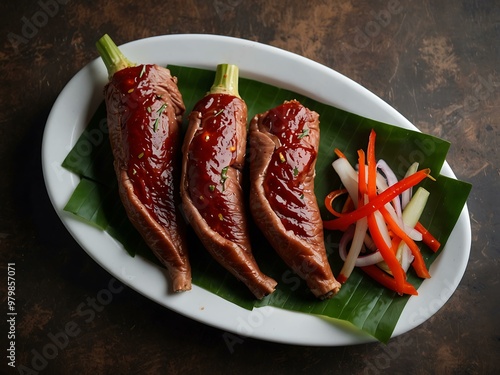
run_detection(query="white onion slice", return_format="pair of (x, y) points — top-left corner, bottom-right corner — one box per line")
(339, 225), (385, 267)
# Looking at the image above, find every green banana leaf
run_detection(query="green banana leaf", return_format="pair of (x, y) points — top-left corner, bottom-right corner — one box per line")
(61, 65), (471, 342)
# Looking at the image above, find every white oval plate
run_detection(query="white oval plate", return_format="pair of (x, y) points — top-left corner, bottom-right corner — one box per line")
(42, 34), (471, 346)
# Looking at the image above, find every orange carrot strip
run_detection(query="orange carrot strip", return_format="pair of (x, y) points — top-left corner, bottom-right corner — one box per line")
(367, 213), (407, 294)
(334, 148), (347, 159)
(380, 207), (431, 278)
(366, 129), (378, 199)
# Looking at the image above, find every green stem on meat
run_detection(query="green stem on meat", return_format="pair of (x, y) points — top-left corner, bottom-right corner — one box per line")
(96, 34), (135, 78)
(209, 64), (241, 98)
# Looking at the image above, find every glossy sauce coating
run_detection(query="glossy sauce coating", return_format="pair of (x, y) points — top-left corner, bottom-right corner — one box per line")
(186, 94), (245, 243)
(110, 64), (179, 229)
(261, 101), (318, 238)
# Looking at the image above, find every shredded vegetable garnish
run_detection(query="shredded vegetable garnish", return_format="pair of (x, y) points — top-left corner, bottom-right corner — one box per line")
(324, 189), (349, 217)
(323, 129), (440, 295)
(323, 169), (430, 231)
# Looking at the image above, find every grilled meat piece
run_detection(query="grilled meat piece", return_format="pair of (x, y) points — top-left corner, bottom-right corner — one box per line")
(249, 100), (340, 299)
(97, 35), (191, 292)
(180, 64), (277, 299)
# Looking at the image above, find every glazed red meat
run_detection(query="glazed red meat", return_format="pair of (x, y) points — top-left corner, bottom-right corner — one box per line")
(104, 63), (191, 292)
(249, 100), (341, 299)
(181, 64), (277, 299)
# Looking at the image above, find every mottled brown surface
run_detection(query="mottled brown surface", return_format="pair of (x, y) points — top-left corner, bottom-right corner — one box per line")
(1, 0), (498, 374)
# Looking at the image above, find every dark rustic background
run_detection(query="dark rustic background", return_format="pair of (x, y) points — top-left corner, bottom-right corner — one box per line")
(1, 1), (498, 374)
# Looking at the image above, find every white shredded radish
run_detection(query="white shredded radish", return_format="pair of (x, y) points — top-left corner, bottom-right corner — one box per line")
(399, 243), (415, 272)
(338, 224), (385, 267)
(406, 228), (423, 241)
(332, 158), (359, 206)
(339, 218), (367, 276)
(401, 162), (419, 209)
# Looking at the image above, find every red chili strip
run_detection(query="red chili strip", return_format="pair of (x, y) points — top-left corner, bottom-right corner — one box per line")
(415, 222), (441, 252)
(361, 265), (418, 296)
(367, 213), (407, 294)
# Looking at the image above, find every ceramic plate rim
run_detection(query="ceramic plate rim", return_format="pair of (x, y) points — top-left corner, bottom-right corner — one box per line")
(41, 34), (471, 346)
